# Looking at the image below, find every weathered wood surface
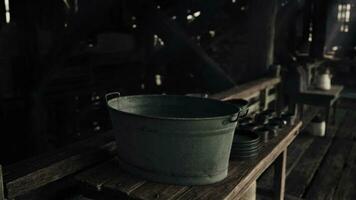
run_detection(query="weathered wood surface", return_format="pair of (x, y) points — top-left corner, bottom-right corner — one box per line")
(273, 151), (286, 200)
(0, 165), (4, 200)
(75, 122), (302, 200)
(285, 138), (332, 198)
(333, 142), (356, 199)
(4, 132), (116, 199)
(304, 139), (353, 200)
(211, 77), (281, 100)
(297, 85), (344, 106)
(257, 107), (347, 198)
(285, 109), (348, 198)
(304, 110), (356, 200)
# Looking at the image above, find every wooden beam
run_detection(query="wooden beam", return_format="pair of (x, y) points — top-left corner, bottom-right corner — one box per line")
(0, 165), (4, 200)
(211, 77), (281, 100)
(273, 150), (287, 200)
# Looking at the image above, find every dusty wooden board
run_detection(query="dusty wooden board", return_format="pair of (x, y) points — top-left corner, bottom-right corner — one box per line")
(257, 135), (314, 190)
(302, 85), (344, 96)
(285, 138), (333, 198)
(284, 108), (348, 198)
(129, 182), (188, 200)
(333, 142), (356, 199)
(101, 167), (146, 196)
(211, 77), (281, 100)
(5, 132), (116, 198)
(333, 110), (356, 139)
(257, 190), (304, 200)
(76, 159), (146, 197)
(174, 123), (302, 200)
(303, 109), (356, 200)
(0, 165), (4, 200)
(75, 160), (123, 192)
(325, 108), (347, 138)
(297, 85), (344, 107)
(304, 138), (353, 200)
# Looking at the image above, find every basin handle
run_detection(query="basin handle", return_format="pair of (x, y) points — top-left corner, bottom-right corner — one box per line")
(105, 92), (121, 103)
(229, 115), (239, 123)
(238, 108), (249, 119)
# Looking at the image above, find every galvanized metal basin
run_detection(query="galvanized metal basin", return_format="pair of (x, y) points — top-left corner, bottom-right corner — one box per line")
(106, 94), (242, 185)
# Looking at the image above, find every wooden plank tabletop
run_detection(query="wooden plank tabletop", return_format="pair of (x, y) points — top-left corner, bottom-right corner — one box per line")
(302, 85), (344, 96)
(76, 122), (302, 200)
(297, 85), (344, 106)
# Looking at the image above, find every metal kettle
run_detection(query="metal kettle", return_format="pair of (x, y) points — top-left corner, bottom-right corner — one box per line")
(315, 68), (332, 90)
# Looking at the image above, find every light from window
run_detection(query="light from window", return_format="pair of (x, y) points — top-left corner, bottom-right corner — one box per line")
(338, 3), (352, 32)
(4, 0), (10, 23)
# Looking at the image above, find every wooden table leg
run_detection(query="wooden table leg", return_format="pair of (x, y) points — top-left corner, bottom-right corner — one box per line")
(298, 104), (304, 121)
(0, 165), (5, 200)
(325, 106), (330, 136)
(333, 100), (338, 125)
(273, 150), (287, 200)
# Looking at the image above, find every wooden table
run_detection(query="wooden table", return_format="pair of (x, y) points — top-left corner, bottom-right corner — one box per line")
(0, 77), (282, 200)
(76, 122), (302, 200)
(296, 85), (344, 134)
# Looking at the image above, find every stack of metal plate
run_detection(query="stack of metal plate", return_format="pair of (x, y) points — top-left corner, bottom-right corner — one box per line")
(231, 130), (262, 159)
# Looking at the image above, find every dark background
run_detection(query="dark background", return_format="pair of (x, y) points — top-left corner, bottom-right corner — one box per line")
(0, 0), (354, 165)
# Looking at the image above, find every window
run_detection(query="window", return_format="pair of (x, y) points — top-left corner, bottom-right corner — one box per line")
(338, 3), (352, 32)
(4, 0), (10, 23)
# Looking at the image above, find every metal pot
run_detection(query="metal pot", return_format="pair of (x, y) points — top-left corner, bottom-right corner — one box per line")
(106, 93), (242, 185)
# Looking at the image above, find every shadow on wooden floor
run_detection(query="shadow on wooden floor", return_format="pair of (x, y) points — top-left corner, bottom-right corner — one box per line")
(257, 101), (356, 200)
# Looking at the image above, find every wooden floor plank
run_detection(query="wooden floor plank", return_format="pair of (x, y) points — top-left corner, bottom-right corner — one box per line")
(257, 108), (346, 196)
(284, 109), (347, 198)
(130, 183), (188, 200)
(75, 159), (127, 191)
(285, 137), (332, 198)
(333, 142), (356, 199)
(303, 109), (356, 200)
(304, 138), (353, 200)
(333, 110), (356, 139)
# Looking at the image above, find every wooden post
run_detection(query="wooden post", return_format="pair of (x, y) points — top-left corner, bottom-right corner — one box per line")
(310, 0), (330, 58)
(247, 0), (278, 80)
(260, 88), (268, 112)
(0, 165), (5, 200)
(273, 150), (287, 200)
(333, 100), (338, 125)
(325, 106), (330, 136)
